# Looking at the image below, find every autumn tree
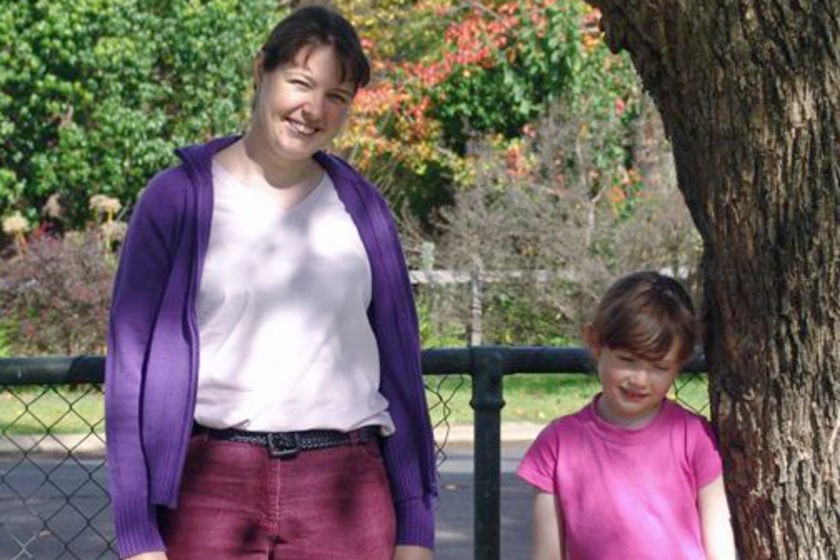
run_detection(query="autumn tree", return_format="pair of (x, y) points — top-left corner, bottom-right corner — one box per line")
(587, 1), (840, 558)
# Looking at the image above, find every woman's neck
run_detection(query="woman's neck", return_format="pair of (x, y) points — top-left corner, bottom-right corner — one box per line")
(215, 135), (323, 209)
(242, 132), (322, 188)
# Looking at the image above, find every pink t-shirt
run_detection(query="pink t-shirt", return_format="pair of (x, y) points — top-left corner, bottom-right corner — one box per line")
(517, 396), (722, 560)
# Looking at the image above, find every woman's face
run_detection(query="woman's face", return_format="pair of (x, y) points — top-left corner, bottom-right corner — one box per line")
(251, 43), (356, 163)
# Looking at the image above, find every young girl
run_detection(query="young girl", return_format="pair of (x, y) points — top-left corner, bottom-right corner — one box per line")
(105, 5), (435, 560)
(517, 271), (736, 560)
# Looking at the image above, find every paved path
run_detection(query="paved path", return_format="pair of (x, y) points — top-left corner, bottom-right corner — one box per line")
(435, 441), (534, 560)
(0, 440), (537, 560)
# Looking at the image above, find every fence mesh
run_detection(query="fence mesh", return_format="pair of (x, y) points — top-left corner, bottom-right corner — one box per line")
(2, 368), (708, 559)
(1, 385), (113, 559)
(672, 373), (710, 416)
(425, 373), (468, 467)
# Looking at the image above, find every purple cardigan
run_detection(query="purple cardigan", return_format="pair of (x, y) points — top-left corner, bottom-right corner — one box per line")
(105, 136), (438, 558)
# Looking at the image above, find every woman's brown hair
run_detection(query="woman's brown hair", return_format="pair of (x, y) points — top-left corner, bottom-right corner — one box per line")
(259, 4), (370, 89)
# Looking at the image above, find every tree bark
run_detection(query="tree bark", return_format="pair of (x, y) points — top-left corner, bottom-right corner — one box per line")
(586, 1), (840, 558)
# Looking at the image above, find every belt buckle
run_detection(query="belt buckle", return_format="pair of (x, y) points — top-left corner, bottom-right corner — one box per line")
(267, 432), (300, 459)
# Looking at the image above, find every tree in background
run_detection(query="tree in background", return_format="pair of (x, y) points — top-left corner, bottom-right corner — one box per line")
(590, 0), (840, 557)
(0, 0), (701, 354)
(0, 0), (660, 241)
(425, 87), (699, 345)
(0, 0), (280, 227)
(333, 0), (637, 221)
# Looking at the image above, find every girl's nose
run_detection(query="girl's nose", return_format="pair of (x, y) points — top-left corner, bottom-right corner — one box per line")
(628, 367), (649, 387)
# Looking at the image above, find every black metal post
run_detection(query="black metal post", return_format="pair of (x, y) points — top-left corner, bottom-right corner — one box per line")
(469, 347), (506, 560)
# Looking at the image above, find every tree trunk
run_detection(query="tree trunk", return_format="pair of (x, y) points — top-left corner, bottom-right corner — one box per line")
(587, 1), (840, 558)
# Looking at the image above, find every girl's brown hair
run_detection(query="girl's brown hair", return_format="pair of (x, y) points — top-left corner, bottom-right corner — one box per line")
(586, 271), (698, 363)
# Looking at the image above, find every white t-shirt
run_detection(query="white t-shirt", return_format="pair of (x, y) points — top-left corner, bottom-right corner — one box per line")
(194, 161), (394, 434)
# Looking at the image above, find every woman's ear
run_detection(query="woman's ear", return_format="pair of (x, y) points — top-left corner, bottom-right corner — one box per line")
(252, 50), (265, 89)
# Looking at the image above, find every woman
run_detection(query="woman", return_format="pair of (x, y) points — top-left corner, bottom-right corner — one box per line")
(105, 5), (437, 559)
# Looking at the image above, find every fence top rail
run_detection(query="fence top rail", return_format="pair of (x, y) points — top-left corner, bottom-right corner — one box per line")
(408, 269), (579, 284)
(0, 348), (707, 385)
(0, 355), (105, 385)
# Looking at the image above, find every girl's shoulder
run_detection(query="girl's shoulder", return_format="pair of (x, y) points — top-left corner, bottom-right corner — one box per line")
(662, 400), (721, 450)
(535, 405), (591, 442)
(663, 399), (714, 430)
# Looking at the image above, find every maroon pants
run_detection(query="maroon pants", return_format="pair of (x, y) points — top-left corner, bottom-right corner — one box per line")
(159, 433), (396, 559)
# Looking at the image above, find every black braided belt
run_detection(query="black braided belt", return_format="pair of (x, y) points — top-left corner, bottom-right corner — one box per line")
(193, 424), (380, 459)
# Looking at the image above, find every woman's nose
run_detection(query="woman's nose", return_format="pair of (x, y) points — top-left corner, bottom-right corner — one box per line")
(302, 94), (325, 121)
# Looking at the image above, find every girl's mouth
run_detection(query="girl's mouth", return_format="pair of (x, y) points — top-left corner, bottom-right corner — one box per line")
(620, 388), (648, 401)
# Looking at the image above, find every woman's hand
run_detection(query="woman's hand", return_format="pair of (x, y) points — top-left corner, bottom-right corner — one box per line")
(394, 544), (433, 560)
(124, 552), (167, 560)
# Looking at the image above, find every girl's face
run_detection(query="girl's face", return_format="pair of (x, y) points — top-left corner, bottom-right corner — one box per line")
(593, 343), (682, 429)
(250, 43), (356, 164)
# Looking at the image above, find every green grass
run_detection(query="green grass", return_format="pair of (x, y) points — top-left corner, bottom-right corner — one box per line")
(0, 386), (106, 436)
(426, 372), (710, 426)
(1, 374), (710, 436)
(426, 373), (600, 425)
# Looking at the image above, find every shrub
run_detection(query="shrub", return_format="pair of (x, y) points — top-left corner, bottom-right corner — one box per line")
(0, 0), (280, 230)
(0, 229), (116, 356)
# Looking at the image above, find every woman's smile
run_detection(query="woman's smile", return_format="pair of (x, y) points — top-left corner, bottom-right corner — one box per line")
(286, 118), (318, 137)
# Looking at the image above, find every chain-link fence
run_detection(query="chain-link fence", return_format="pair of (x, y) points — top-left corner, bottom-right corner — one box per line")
(1, 350), (708, 560)
(1, 383), (112, 559)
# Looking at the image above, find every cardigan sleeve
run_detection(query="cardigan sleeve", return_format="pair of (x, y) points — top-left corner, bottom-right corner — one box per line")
(369, 191), (439, 548)
(311, 151), (439, 548)
(105, 169), (184, 558)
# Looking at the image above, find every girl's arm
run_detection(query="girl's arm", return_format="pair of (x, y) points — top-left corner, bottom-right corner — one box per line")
(532, 490), (562, 560)
(698, 475), (737, 560)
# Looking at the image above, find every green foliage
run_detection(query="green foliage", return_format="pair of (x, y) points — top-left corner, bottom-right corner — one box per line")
(0, 1), (691, 351)
(416, 289), (468, 348)
(0, 229), (116, 355)
(484, 284), (575, 346)
(0, 322), (10, 357)
(0, 0), (280, 229)
(431, 2), (591, 152)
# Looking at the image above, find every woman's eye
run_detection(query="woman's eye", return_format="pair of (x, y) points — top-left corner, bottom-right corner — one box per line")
(329, 93), (349, 103)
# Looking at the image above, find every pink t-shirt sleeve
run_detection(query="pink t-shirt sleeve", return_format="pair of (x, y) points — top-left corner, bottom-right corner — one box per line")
(517, 420), (560, 494)
(691, 416), (723, 489)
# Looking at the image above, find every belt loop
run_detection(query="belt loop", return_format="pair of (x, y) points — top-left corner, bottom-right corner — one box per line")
(192, 422), (209, 442)
(352, 426), (377, 445)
